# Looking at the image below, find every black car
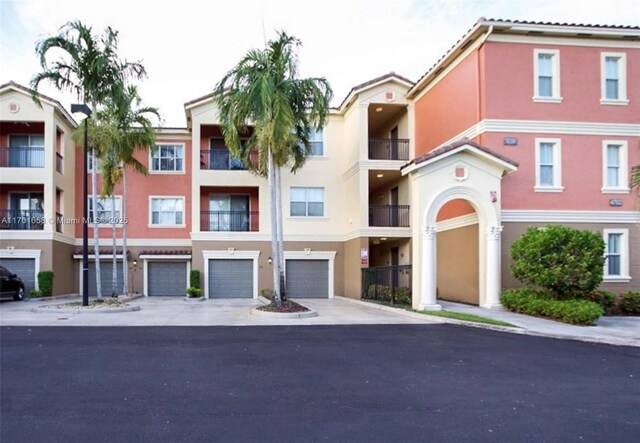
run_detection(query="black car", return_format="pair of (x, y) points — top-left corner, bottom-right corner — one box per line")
(0, 266), (25, 301)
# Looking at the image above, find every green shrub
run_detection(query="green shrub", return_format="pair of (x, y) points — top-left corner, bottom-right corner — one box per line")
(585, 290), (616, 312)
(619, 291), (640, 314)
(365, 284), (412, 305)
(30, 289), (43, 298)
(185, 287), (202, 298)
(510, 225), (605, 300)
(501, 288), (603, 325)
(189, 270), (200, 289)
(37, 271), (54, 296)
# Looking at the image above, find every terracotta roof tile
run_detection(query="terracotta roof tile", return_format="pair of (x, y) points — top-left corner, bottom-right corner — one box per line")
(405, 138), (519, 169)
(139, 249), (192, 256)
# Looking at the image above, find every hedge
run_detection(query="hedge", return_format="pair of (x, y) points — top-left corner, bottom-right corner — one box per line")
(189, 270), (200, 289)
(619, 291), (640, 314)
(37, 271), (54, 296)
(501, 288), (603, 325)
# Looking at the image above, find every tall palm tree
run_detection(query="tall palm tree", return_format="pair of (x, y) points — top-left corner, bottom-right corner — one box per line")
(31, 21), (146, 299)
(213, 31), (332, 306)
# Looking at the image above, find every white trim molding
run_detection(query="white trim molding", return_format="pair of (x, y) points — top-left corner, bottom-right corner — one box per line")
(436, 213), (479, 232)
(202, 250), (260, 299)
(142, 258), (191, 297)
(0, 248), (41, 290)
(601, 140), (630, 194)
(148, 195), (187, 228)
(533, 49), (562, 103)
(600, 52), (628, 105)
(534, 138), (563, 192)
(603, 228), (631, 282)
(149, 142), (186, 174)
(283, 250), (337, 298)
(501, 210), (640, 224)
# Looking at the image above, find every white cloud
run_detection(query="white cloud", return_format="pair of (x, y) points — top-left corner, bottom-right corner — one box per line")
(1, 0), (639, 126)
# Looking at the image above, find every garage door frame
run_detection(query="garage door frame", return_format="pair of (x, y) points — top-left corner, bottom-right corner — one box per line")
(203, 250), (259, 299)
(141, 255), (191, 297)
(284, 250), (336, 298)
(0, 248), (41, 292)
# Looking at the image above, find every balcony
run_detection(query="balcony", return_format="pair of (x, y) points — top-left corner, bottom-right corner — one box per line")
(0, 147), (45, 168)
(0, 209), (45, 230)
(369, 205), (410, 227)
(368, 138), (409, 161)
(200, 149), (259, 170)
(200, 211), (259, 232)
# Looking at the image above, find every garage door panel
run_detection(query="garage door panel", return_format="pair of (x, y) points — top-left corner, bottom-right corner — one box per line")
(148, 262), (187, 296)
(88, 262), (122, 297)
(0, 258), (36, 294)
(209, 259), (253, 298)
(286, 260), (328, 298)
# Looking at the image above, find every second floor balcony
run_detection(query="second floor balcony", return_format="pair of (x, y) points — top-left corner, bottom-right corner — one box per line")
(200, 149), (259, 171)
(369, 205), (410, 227)
(0, 146), (45, 168)
(368, 138), (409, 161)
(0, 209), (45, 230)
(200, 211), (259, 232)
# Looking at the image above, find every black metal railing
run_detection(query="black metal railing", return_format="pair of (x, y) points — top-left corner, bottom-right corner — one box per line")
(55, 212), (63, 233)
(0, 146), (45, 167)
(200, 149), (259, 170)
(369, 205), (410, 227)
(368, 138), (410, 160)
(200, 211), (259, 232)
(0, 209), (45, 230)
(362, 265), (412, 305)
(56, 153), (63, 173)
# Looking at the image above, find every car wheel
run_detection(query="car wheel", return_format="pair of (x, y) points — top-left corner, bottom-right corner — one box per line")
(13, 287), (24, 301)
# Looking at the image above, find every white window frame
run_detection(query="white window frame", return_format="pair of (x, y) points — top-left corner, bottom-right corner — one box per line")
(88, 195), (122, 226)
(289, 187), (325, 218)
(533, 49), (562, 103)
(600, 52), (628, 105)
(534, 138), (563, 192)
(601, 140), (629, 193)
(308, 128), (325, 157)
(148, 196), (186, 228)
(150, 143), (185, 174)
(603, 229), (631, 282)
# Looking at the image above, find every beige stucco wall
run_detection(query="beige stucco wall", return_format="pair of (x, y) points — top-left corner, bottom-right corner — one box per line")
(52, 241), (76, 295)
(436, 224), (479, 304)
(343, 237), (369, 299)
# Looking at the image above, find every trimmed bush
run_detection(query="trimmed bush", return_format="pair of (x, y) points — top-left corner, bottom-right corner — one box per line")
(37, 271), (54, 296)
(619, 291), (640, 314)
(189, 270), (200, 289)
(510, 225), (605, 300)
(30, 289), (43, 298)
(501, 288), (603, 325)
(185, 287), (202, 298)
(585, 290), (616, 312)
(365, 284), (412, 305)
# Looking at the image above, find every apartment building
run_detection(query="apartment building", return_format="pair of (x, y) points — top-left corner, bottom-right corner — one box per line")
(1, 19), (638, 308)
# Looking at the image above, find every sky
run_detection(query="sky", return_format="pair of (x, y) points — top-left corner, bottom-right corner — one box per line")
(1, 0), (639, 127)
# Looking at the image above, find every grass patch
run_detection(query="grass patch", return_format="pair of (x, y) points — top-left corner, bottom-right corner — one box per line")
(417, 309), (517, 327)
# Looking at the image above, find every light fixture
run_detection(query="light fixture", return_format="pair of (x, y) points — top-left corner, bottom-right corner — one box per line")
(268, 256), (273, 265)
(380, 237), (387, 241)
(376, 173), (384, 178)
(375, 106), (383, 112)
(133, 260), (137, 267)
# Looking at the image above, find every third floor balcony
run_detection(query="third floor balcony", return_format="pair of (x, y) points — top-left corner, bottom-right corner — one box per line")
(368, 138), (409, 161)
(0, 146), (45, 168)
(200, 149), (259, 171)
(369, 204), (410, 227)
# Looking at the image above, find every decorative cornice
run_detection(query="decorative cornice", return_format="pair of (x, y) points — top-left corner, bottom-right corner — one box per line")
(501, 210), (640, 224)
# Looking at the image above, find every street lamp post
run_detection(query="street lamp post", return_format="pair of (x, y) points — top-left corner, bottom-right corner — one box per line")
(71, 104), (92, 307)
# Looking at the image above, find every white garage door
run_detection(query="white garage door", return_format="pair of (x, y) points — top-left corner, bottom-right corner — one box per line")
(285, 260), (329, 298)
(208, 259), (253, 298)
(148, 262), (187, 296)
(0, 258), (36, 294)
(88, 262), (122, 297)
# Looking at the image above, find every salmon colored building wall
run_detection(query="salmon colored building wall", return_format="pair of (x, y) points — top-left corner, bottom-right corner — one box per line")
(74, 138), (192, 239)
(414, 53), (480, 155)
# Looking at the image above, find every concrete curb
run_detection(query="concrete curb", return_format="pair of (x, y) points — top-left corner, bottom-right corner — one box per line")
(33, 304), (141, 314)
(184, 296), (205, 302)
(335, 296), (640, 348)
(250, 306), (318, 319)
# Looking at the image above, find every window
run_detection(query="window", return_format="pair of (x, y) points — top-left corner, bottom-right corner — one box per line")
(603, 229), (630, 282)
(309, 129), (324, 156)
(533, 49), (561, 102)
(88, 196), (122, 224)
(601, 53), (627, 104)
(8, 134), (44, 167)
(150, 197), (184, 226)
(152, 144), (184, 172)
(602, 141), (629, 193)
(290, 187), (324, 217)
(535, 138), (563, 192)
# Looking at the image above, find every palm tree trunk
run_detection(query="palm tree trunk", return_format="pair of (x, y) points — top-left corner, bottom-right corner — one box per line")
(122, 168), (129, 295)
(276, 164), (286, 300)
(268, 147), (281, 306)
(91, 148), (102, 300)
(111, 193), (117, 297)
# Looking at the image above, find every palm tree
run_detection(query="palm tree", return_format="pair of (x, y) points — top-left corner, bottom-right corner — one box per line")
(31, 21), (146, 299)
(213, 31), (332, 306)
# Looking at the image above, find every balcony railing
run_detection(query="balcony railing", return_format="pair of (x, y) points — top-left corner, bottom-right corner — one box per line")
(56, 153), (63, 173)
(201, 211), (259, 232)
(362, 265), (412, 305)
(369, 205), (410, 227)
(200, 149), (259, 170)
(0, 209), (45, 230)
(0, 146), (45, 168)
(368, 138), (409, 160)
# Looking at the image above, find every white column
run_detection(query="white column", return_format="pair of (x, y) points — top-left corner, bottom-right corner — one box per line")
(484, 225), (503, 308)
(420, 225), (441, 311)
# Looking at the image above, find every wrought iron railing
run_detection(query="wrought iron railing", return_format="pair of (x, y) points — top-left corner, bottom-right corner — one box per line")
(362, 265), (412, 305)
(200, 211), (259, 232)
(200, 149), (259, 170)
(0, 146), (45, 168)
(368, 138), (410, 160)
(0, 209), (45, 230)
(369, 205), (410, 227)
